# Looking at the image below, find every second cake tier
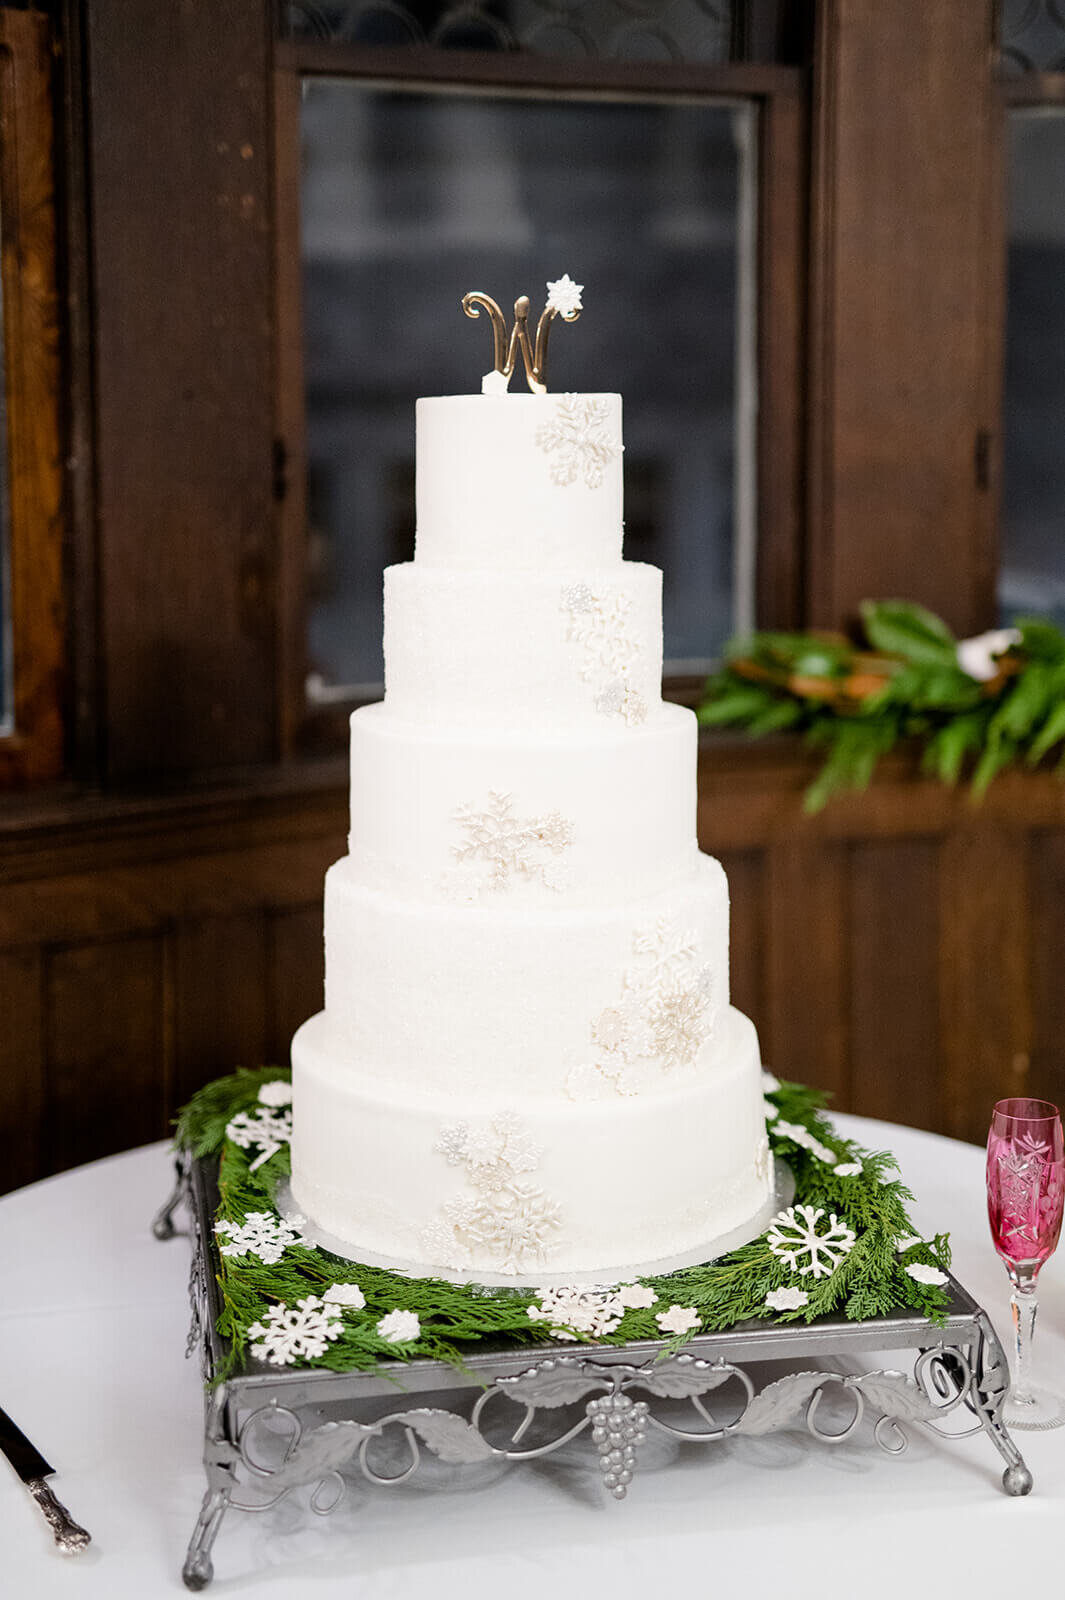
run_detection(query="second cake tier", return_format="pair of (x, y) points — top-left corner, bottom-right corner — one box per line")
(323, 852), (730, 1101)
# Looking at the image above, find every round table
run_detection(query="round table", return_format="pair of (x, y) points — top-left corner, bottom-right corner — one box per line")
(2, 1115), (1063, 1596)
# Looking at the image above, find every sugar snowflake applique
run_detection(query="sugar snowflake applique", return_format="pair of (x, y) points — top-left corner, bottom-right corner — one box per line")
(527, 1285), (624, 1341)
(765, 1286), (809, 1312)
(226, 1104), (293, 1171)
(247, 1296), (342, 1366)
(617, 1281), (657, 1309)
(833, 1162), (862, 1178)
(256, 1079), (293, 1108)
(755, 1135), (770, 1183)
(323, 1282), (366, 1310)
(536, 393), (619, 490)
(545, 273), (583, 317)
(766, 1205), (856, 1280)
(905, 1262), (949, 1288)
(423, 1112), (563, 1273)
(447, 790), (574, 899)
(561, 584), (647, 727)
(771, 1119), (838, 1166)
(656, 1304), (701, 1337)
(214, 1211), (315, 1265)
(377, 1309), (421, 1344)
(568, 919), (717, 1100)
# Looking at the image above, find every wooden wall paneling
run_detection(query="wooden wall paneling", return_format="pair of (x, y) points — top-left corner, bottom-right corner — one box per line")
(0, 10), (64, 784)
(266, 904), (324, 1062)
(0, 946), (44, 1189)
(716, 850), (765, 1034)
(85, 0), (278, 779)
(807, 0), (999, 635)
(45, 935), (167, 1176)
(764, 840), (849, 1100)
(848, 838), (941, 1130)
(172, 913), (270, 1110)
(938, 826), (1032, 1145)
(1028, 831), (1065, 1116)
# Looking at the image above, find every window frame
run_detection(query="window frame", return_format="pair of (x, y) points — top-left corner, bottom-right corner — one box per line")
(273, 41), (807, 756)
(0, 9), (64, 785)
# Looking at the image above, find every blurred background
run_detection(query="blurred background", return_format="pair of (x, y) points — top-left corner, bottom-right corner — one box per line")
(1, 0), (1064, 1193)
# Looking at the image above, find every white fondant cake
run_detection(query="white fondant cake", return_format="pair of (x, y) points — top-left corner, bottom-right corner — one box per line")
(290, 389), (771, 1279)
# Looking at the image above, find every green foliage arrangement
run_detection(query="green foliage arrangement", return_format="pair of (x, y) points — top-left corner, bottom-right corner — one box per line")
(697, 600), (1065, 812)
(176, 1066), (952, 1380)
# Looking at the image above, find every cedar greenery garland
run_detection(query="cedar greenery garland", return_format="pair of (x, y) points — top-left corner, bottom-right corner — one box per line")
(176, 1066), (952, 1380)
(697, 600), (1065, 813)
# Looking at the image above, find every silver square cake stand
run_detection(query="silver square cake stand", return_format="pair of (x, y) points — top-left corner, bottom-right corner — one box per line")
(154, 1152), (1033, 1592)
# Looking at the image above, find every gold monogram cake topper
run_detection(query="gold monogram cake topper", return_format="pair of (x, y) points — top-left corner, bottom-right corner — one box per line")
(463, 274), (583, 395)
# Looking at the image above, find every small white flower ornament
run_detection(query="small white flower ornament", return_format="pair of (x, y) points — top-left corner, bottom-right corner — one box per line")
(377, 1309), (421, 1344)
(257, 1080), (293, 1107)
(656, 1304), (701, 1337)
(765, 1286), (810, 1312)
(895, 1234), (924, 1253)
(323, 1282), (366, 1310)
(905, 1262), (949, 1288)
(545, 273), (583, 317)
(833, 1162), (863, 1178)
(617, 1282), (657, 1310)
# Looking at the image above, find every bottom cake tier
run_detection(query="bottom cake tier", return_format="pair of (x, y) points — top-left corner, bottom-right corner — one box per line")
(290, 1005), (772, 1281)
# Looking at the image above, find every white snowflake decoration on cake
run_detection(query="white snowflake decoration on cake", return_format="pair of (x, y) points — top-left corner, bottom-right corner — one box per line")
(536, 393), (619, 490)
(446, 790), (574, 900)
(214, 1210), (316, 1266)
(423, 1111), (563, 1273)
(766, 1204), (856, 1280)
(561, 583), (647, 727)
(567, 918), (718, 1100)
(545, 274), (584, 317)
(225, 1104), (293, 1172)
(527, 1284), (624, 1340)
(247, 1296), (342, 1366)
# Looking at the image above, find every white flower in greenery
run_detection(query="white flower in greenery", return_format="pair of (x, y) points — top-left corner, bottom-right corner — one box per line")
(762, 1071), (781, 1093)
(656, 1304), (701, 1337)
(617, 1282), (657, 1310)
(545, 273), (583, 317)
(247, 1296), (342, 1366)
(257, 1079), (293, 1107)
(323, 1282), (366, 1311)
(765, 1286), (810, 1313)
(771, 1120), (837, 1165)
(833, 1162), (863, 1178)
(377, 1309), (421, 1344)
(895, 1234), (924, 1254)
(905, 1262), (949, 1288)
(956, 627), (1021, 682)
(766, 1204), (856, 1280)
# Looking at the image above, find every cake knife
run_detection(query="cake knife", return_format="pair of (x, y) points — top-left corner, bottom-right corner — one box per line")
(0, 1404), (91, 1553)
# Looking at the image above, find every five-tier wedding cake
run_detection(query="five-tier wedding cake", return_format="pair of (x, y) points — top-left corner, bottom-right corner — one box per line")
(290, 283), (771, 1281)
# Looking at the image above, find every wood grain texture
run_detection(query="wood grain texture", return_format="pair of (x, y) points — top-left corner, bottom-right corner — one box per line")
(1029, 832), (1065, 1118)
(267, 904), (324, 1059)
(807, 0), (999, 634)
(0, 11), (64, 784)
(765, 840), (849, 1100)
(0, 946), (44, 1189)
(848, 838), (941, 1130)
(172, 914), (270, 1109)
(86, 0), (277, 778)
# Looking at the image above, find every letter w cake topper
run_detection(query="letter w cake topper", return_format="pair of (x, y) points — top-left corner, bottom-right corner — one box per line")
(463, 274), (583, 395)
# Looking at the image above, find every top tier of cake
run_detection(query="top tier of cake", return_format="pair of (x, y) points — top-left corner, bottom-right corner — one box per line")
(414, 393), (623, 571)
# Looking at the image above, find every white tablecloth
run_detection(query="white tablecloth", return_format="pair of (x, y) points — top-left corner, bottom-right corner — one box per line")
(2, 1115), (1064, 1596)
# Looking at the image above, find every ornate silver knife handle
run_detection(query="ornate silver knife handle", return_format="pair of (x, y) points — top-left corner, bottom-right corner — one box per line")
(25, 1477), (91, 1553)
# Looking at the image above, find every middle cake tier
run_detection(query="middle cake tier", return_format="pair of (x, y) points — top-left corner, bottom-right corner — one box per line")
(323, 852), (730, 1101)
(348, 700), (699, 908)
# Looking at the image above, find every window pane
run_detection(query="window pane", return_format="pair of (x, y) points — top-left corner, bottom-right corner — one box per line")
(1001, 109), (1065, 628)
(301, 82), (755, 697)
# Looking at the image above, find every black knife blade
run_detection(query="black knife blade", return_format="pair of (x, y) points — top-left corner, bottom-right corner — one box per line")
(0, 1403), (53, 1481)
(0, 1405), (91, 1553)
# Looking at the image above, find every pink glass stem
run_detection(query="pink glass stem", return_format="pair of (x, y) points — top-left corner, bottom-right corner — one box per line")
(1010, 1269), (1039, 1407)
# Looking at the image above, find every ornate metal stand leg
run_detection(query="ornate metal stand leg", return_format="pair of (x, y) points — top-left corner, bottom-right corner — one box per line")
(183, 1390), (235, 1591)
(970, 1311), (1034, 1496)
(152, 1154), (188, 1240)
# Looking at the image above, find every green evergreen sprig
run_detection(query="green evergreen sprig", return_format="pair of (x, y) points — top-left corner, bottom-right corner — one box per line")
(697, 600), (1065, 812)
(175, 1068), (952, 1380)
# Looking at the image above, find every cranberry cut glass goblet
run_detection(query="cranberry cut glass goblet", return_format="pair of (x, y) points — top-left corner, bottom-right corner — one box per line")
(986, 1097), (1065, 1430)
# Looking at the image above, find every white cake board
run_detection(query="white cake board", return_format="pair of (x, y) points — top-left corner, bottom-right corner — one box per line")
(274, 1160), (793, 1288)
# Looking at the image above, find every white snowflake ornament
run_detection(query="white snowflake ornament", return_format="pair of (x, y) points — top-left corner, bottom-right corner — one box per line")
(537, 394), (620, 490)
(247, 1296), (342, 1366)
(377, 1309), (421, 1344)
(527, 1285), (624, 1340)
(450, 790), (575, 898)
(226, 1105), (293, 1171)
(545, 273), (583, 317)
(766, 1205), (856, 1279)
(214, 1211), (314, 1266)
(656, 1304), (701, 1337)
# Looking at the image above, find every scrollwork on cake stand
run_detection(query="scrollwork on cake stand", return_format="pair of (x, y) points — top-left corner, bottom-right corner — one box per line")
(163, 1158), (1033, 1590)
